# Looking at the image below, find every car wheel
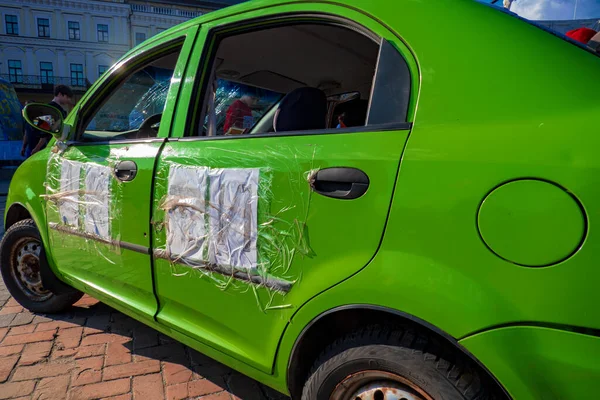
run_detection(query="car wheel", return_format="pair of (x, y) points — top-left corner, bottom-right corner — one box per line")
(302, 325), (500, 400)
(0, 219), (83, 313)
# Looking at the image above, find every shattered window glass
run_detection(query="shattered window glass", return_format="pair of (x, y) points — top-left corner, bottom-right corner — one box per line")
(204, 79), (283, 136)
(82, 51), (179, 142)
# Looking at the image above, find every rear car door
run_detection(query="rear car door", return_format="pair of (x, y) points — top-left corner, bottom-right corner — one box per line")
(151, 6), (418, 373)
(44, 27), (197, 320)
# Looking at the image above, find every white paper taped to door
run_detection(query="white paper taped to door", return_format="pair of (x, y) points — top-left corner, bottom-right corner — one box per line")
(83, 164), (111, 240)
(59, 160), (82, 228)
(209, 168), (259, 271)
(165, 165), (209, 262)
(164, 165), (259, 271)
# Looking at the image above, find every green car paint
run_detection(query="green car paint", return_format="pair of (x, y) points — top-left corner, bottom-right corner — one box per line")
(5, 0), (600, 398)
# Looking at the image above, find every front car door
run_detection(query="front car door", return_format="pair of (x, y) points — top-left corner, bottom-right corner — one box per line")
(44, 27), (197, 321)
(151, 5), (418, 373)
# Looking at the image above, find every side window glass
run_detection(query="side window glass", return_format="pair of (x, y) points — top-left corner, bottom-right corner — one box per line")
(80, 48), (181, 142)
(208, 79), (283, 135)
(196, 23), (389, 137)
(367, 40), (411, 125)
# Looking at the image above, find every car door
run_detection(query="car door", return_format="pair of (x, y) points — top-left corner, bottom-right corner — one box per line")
(44, 27), (197, 320)
(151, 6), (418, 372)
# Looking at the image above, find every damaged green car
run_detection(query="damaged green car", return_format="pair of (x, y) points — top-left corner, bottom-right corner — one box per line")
(3, 0), (600, 399)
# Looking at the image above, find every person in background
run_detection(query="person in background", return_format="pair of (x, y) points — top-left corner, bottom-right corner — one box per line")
(20, 100), (36, 158)
(30, 85), (74, 155)
(223, 88), (258, 134)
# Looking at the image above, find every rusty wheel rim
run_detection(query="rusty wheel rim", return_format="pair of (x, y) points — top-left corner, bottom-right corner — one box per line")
(10, 238), (52, 301)
(331, 371), (433, 400)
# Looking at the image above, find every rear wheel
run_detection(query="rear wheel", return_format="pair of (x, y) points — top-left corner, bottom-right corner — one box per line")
(0, 219), (83, 313)
(302, 325), (501, 400)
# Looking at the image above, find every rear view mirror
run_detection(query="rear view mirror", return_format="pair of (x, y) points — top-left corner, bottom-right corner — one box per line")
(23, 103), (64, 139)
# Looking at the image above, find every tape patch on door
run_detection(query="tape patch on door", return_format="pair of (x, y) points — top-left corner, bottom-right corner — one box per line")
(47, 158), (112, 242)
(163, 165), (259, 271)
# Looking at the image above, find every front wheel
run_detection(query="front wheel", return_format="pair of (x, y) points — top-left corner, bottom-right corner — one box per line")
(302, 325), (501, 400)
(0, 219), (83, 313)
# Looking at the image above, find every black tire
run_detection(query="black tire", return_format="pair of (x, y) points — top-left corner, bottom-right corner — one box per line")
(0, 219), (83, 313)
(302, 325), (502, 400)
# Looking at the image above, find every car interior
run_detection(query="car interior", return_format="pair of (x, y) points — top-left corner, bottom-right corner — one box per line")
(201, 23), (381, 136)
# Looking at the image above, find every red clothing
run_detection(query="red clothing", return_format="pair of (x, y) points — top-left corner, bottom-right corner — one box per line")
(566, 27), (597, 44)
(224, 100), (253, 133)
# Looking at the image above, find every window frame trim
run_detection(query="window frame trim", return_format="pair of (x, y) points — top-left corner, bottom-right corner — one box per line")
(37, 17), (50, 37)
(186, 12), (413, 140)
(68, 21), (81, 40)
(5, 14), (18, 35)
(97, 23), (109, 42)
(69, 63), (84, 87)
(7, 59), (23, 83)
(40, 61), (54, 84)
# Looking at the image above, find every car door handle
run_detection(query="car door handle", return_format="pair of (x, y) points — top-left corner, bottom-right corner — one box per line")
(310, 167), (369, 200)
(114, 160), (137, 182)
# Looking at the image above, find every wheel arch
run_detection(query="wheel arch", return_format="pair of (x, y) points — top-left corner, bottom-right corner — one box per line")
(285, 304), (510, 400)
(5, 202), (33, 231)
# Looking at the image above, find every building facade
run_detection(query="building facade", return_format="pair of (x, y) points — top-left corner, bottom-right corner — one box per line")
(0, 0), (221, 103)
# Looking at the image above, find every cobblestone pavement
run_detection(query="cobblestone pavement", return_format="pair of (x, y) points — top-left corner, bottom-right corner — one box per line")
(0, 189), (290, 400)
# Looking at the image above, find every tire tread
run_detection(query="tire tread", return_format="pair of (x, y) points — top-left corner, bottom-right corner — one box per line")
(302, 324), (500, 400)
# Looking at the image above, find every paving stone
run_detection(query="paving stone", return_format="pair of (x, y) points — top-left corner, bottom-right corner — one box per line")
(20, 341), (53, 365)
(9, 312), (35, 326)
(0, 314), (16, 328)
(0, 381), (36, 400)
(32, 375), (70, 400)
(133, 373), (165, 400)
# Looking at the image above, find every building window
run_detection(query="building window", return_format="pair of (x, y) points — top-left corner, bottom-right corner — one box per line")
(68, 21), (80, 40)
(135, 32), (146, 46)
(5, 15), (18, 35)
(70, 63), (84, 87)
(8, 60), (22, 83)
(37, 18), (50, 37)
(40, 62), (54, 84)
(97, 24), (108, 42)
(98, 65), (108, 77)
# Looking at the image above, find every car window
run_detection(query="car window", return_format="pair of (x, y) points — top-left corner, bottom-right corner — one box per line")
(80, 49), (181, 142)
(192, 21), (411, 137)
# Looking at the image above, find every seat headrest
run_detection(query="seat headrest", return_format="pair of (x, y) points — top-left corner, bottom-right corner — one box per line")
(274, 87), (327, 132)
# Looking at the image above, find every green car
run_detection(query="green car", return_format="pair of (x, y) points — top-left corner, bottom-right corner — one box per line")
(3, 0), (600, 398)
